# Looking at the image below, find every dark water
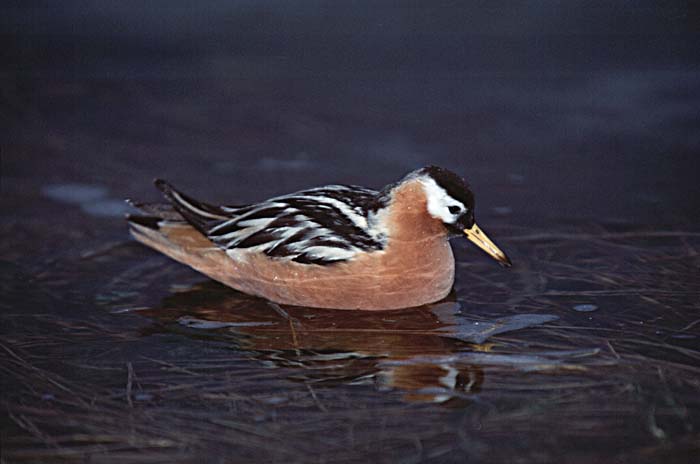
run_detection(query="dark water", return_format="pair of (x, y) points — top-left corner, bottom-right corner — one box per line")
(2, 2), (700, 462)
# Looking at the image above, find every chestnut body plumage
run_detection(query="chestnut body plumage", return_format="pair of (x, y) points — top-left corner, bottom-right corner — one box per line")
(127, 166), (510, 310)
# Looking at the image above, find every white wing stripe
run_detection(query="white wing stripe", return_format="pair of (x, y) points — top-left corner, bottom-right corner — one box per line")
(172, 191), (225, 220)
(208, 218), (238, 234)
(302, 246), (356, 260)
(292, 195), (369, 230)
(236, 218), (274, 228)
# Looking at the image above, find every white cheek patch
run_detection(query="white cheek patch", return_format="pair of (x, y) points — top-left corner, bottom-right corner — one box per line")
(419, 177), (465, 223)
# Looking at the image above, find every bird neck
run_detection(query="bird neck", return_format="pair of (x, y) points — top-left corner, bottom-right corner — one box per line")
(379, 179), (448, 242)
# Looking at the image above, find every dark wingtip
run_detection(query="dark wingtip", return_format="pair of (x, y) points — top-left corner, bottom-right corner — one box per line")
(154, 179), (178, 203)
(153, 178), (170, 193)
(126, 214), (161, 230)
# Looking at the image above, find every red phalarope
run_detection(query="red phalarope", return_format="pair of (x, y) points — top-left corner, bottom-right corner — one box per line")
(127, 166), (511, 310)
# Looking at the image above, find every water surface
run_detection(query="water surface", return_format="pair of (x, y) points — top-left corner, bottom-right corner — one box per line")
(2, 3), (699, 462)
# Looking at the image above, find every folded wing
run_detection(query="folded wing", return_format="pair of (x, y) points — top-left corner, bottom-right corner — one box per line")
(133, 180), (386, 266)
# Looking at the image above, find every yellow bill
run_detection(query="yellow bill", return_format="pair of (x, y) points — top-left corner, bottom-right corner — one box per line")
(464, 223), (512, 267)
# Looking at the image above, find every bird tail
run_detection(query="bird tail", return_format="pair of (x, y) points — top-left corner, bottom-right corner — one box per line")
(126, 182), (251, 292)
(125, 199), (184, 221)
(126, 182), (227, 266)
(153, 179), (231, 233)
(127, 211), (221, 266)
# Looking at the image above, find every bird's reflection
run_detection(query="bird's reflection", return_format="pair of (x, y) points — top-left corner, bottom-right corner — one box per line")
(140, 282), (551, 405)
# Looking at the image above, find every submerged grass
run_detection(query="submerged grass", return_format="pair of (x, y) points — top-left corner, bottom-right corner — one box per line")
(1, 229), (699, 463)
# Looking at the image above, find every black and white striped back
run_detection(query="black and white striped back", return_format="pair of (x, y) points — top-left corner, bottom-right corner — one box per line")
(156, 181), (388, 265)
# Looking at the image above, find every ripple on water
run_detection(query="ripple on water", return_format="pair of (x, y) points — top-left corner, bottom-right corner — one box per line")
(573, 304), (599, 312)
(80, 199), (131, 217)
(42, 183), (108, 204)
(42, 183), (130, 217)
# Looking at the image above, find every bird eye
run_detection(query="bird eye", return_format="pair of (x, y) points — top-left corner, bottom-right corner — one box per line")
(448, 205), (461, 214)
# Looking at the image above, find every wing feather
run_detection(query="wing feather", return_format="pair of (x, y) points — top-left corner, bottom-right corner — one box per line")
(153, 180), (387, 265)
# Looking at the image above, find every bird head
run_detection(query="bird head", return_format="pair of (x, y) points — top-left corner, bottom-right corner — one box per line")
(415, 166), (512, 267)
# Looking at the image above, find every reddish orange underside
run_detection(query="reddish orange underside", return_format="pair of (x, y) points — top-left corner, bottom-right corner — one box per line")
(130, 180), (455, 310)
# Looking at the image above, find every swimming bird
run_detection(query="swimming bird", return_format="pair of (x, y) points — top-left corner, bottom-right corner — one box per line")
(127, 166), (511, 310)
